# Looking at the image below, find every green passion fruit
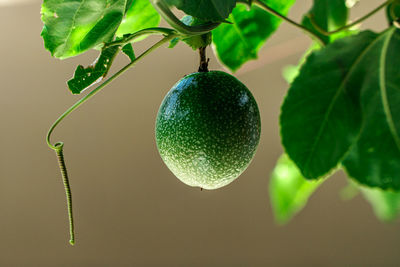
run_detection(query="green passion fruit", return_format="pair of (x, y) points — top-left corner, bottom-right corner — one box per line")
(155, 71), (261, 190)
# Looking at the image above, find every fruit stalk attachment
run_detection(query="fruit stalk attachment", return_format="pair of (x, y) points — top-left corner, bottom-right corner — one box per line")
(198, 47), (209, 72)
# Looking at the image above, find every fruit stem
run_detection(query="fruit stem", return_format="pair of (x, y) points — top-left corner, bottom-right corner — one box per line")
(46, 34), (177, 245)
(198, 47), (209, 72)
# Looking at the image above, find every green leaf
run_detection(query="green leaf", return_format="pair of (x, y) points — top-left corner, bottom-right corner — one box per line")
(212, 0), (295, 71)
(339, 181), (359, 201)
(387, 2), (400, 25)
(41, 0), (129, 59)
(116, 0), (160, 37)
(282, 65), (300, 85)
(346, 0), (360, 8)
(282, 42), (321, 84)
(67, 46), (120, 94)
(169, 37), (179, 48)
(125, 0), (133, 12)
(302, 0), (348, 44)
(270, 154), (324, 224)
(280, 31), (379, 179)
(360, 187), (400, 222)
(341, 180), (400, 221)
(122, 44), (135, 61)
(343, 28), (400, 191)
(172, 16), (212, 50)
(165, 0), (236, 22)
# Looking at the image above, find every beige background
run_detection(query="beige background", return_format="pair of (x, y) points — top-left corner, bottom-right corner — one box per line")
(0, 1), (399, 266)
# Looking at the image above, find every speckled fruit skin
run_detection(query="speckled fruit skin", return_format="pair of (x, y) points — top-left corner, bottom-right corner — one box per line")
(155, 71), (261, 190)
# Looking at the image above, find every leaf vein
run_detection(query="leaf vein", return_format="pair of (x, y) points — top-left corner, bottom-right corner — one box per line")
(59, 0), (86, 55)
(379, 28), (400, 150)
(302, 32), (387, 175)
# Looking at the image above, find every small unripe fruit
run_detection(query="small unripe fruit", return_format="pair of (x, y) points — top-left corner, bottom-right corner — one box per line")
(155, 71), (261, 190)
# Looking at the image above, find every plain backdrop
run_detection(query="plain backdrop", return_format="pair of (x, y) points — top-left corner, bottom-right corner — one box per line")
(0, 0), (399, 266)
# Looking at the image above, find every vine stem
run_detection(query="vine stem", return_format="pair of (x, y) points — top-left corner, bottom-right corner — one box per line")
(105, 27), (176, 48)
(250, 0), (326, 46)
(47, 34), (177, 245)
(307, 0), (395, 36)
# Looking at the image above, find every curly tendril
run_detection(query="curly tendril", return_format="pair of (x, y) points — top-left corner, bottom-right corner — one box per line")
(47, 34), (177, 245)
